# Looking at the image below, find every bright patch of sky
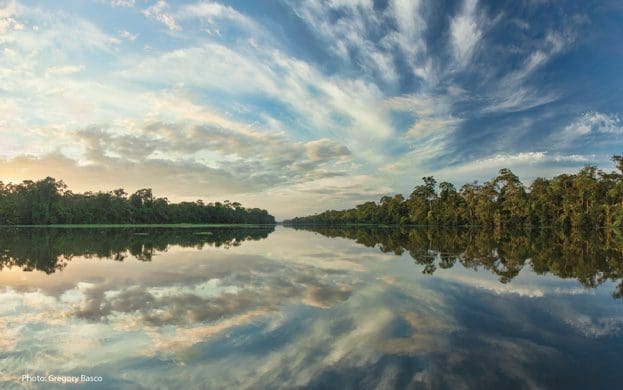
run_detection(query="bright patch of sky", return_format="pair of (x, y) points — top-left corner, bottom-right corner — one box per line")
(0, 0), (622, 219)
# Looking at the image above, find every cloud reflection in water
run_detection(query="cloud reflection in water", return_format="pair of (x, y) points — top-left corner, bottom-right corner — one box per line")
(0, 226), (622, 389)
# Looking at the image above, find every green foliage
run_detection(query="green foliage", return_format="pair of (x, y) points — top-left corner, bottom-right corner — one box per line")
(285, 156), (623, 228)
(0, 178), (275, 225)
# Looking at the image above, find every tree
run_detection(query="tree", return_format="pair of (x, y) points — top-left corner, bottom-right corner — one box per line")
(284, 155), (623, 229)
(0, 179), (275, 225)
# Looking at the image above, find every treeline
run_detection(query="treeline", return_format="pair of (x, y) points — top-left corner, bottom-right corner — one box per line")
(292, 226), (623, 298)
(285, 156), (623, 228)
(0, 177), (275, 225)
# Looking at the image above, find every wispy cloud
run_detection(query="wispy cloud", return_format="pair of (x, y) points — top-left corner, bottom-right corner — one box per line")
(560, 112), (623, 139)
(548, 111), (623, 152)
(142, 0), (179, 31)
(431, 151), (596, 184)
(484, 29), (576, 113)
(286, 0), (432, 85)
(177, 1), (259, 34)
(118, 29), (137, 41)
(44, 64), (84, 77)
(449, 0), (484, 68)
(106, 0), (135, 7)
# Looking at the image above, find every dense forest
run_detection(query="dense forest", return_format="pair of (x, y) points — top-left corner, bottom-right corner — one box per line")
(292, 226), (623, 298)
(285, 156), (623, 228)
(0, 177), (275, 225)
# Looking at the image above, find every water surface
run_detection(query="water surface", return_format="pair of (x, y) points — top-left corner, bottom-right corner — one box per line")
(1, 226), (622, 389)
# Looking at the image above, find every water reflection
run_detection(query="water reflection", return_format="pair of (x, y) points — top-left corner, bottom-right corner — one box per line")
(1, 227), (622, 389)
(0, 226), (274, 273)
(291, 226), (623, 299)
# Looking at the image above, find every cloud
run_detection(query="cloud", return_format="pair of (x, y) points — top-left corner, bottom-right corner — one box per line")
(106, 0), (135, 7)
(563, 314), (623, 338)
(305, 138), (351, 161)
(176, 1), (260, 35)
(483, 87), (559, 113)
(0, 3), (123, 125)
(0, 0), (20, 36)
(484, 29), (575, 113)
(233, 174), (392, 220)
(543, 112), (623, 154)
(407, 117), (461, 138)
(44, 64), (84, 77)
(429, 151), (596, 184)
(386, 93), (461, 139)
(382, 93), (462, 173)
(142, 0), (179, 31)
(120, 39), (395, 163)
(285, 0), (435, 85)
(449, 0), (483, 67)
(558, 111), (623, 141)
(118, 29), (137, 41)
(0, 117), (354, 200)
(1, 249), (357, 342)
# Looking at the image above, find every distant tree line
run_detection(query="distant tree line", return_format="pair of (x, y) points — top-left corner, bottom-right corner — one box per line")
(0, 177), (275, 225)
(285, 156), (623, 228)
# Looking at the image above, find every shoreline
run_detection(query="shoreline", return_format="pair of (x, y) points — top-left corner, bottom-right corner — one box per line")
(0, 223), (278, 229)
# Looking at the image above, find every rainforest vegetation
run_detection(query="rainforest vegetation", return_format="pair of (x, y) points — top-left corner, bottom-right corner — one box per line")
(285, 156), (623, 228)
(0, 177), (275, 225)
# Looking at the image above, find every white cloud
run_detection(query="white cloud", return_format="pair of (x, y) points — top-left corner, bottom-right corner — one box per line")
(407, 117), (460, 138)
(546, 112), (623, 151)
(392, 95), (460, 140)
(484, 87), (558, 113)
(120, 40), (395, 164)
(560, 112), (623, 139)
(107, 0), (135, 7)
(0, 0), (19, 36)
(142, 0), (179, 30)
(286, 0), (433, 85)
(385, 0), (429, 82)
(449, 0), (483, 67)
(44, 64), (84, 77)
(429, 151), (597, 184)
(177, 1), (259, 34)
(516, 31), (573, 81)
(485, 29), (575, 113)
(118, 29), (137, 41)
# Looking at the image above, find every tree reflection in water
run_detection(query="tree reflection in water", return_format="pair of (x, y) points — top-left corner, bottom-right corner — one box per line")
(0, 227), (274, 274)
(290, 226), (623, 298)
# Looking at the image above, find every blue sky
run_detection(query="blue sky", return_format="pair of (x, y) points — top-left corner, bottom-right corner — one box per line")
(0, 0), (622, 218)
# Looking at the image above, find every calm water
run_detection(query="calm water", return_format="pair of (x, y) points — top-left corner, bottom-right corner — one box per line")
(1, 226), (622, 389)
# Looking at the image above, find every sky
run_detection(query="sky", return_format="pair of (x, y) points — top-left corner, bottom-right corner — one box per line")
(0, 0), (622, 219)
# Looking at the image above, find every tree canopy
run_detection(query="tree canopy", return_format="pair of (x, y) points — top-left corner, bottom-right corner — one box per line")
(0, 178), (275, 225)
(285, 156), (623, 228)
